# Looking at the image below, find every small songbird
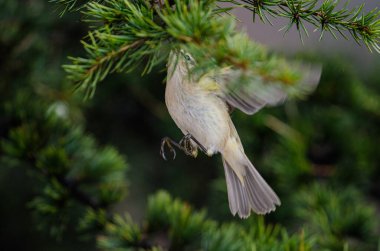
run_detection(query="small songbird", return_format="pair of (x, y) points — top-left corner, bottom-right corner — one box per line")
(162, 49), (320, 218)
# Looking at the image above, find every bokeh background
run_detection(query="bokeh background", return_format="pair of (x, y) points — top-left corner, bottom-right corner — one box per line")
(1, 0), (379, 250)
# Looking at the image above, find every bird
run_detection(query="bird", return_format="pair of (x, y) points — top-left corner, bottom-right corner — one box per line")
(161, 49), (321, 218)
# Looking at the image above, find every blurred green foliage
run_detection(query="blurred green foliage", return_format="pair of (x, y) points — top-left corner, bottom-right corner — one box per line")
(294, 184), (378, 250)
(98, 191), (314, 251)
(1, 0), (380, 251)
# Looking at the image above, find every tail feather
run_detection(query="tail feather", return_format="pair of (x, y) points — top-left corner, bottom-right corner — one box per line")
(222, 157), (280, 218)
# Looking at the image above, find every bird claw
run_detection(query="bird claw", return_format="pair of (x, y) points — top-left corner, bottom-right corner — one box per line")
(160, 137), (177, 160)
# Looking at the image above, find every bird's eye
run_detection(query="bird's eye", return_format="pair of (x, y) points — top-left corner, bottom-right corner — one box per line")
(184, 54), (191, 61)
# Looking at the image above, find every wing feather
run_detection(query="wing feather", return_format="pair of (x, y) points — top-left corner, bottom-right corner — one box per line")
(200, 64), (321, 115)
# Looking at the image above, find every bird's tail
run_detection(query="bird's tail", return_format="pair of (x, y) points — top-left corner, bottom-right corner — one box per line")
(222, 137), (280, 218)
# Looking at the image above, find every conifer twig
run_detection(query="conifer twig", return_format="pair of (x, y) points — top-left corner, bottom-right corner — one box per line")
(224, 0), (380, 52)
(52, 0), (380, 99)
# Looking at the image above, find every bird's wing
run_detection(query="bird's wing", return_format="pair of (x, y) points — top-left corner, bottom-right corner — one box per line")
(199, 65), (321, 115)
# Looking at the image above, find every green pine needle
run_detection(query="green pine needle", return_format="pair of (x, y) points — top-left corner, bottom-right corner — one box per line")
(228, 0), (380, 53)
(51, 0), (379, 98)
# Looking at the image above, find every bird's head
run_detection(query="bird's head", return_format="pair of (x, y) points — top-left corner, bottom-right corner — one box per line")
(167, 49), (196, 78)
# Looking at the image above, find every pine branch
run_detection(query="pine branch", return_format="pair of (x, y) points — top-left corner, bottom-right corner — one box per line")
(224, 0), (380, 52)
(1, 93), (129, 238)
(51, 0), (380, 99)
(58, 174), (102, 209)
(97, 191), (316, 250)
(57, 0), (316, 99)
(66, 38), (146, 97)
(29, 153), (102, 209)
(63, 0), (173, 98)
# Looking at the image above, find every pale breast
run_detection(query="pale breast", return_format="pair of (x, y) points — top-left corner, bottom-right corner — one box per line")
(165, 80), (230, 152)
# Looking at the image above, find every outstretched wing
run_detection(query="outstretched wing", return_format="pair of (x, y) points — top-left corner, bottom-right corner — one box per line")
(199, 64), (321, 115)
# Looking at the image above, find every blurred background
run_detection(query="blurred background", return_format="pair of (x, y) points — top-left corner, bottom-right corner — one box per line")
(0, 0), (379, 250)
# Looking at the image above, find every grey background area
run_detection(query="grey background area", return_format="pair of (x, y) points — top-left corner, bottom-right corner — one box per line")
(231, 1), (379, 63)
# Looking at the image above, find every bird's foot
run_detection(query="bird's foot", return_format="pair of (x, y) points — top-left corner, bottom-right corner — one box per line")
(160, 134), (208, 160)
(179, 134), (198, 158)
(160, 137), (178, 160)
(184, 134), (208, 155)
